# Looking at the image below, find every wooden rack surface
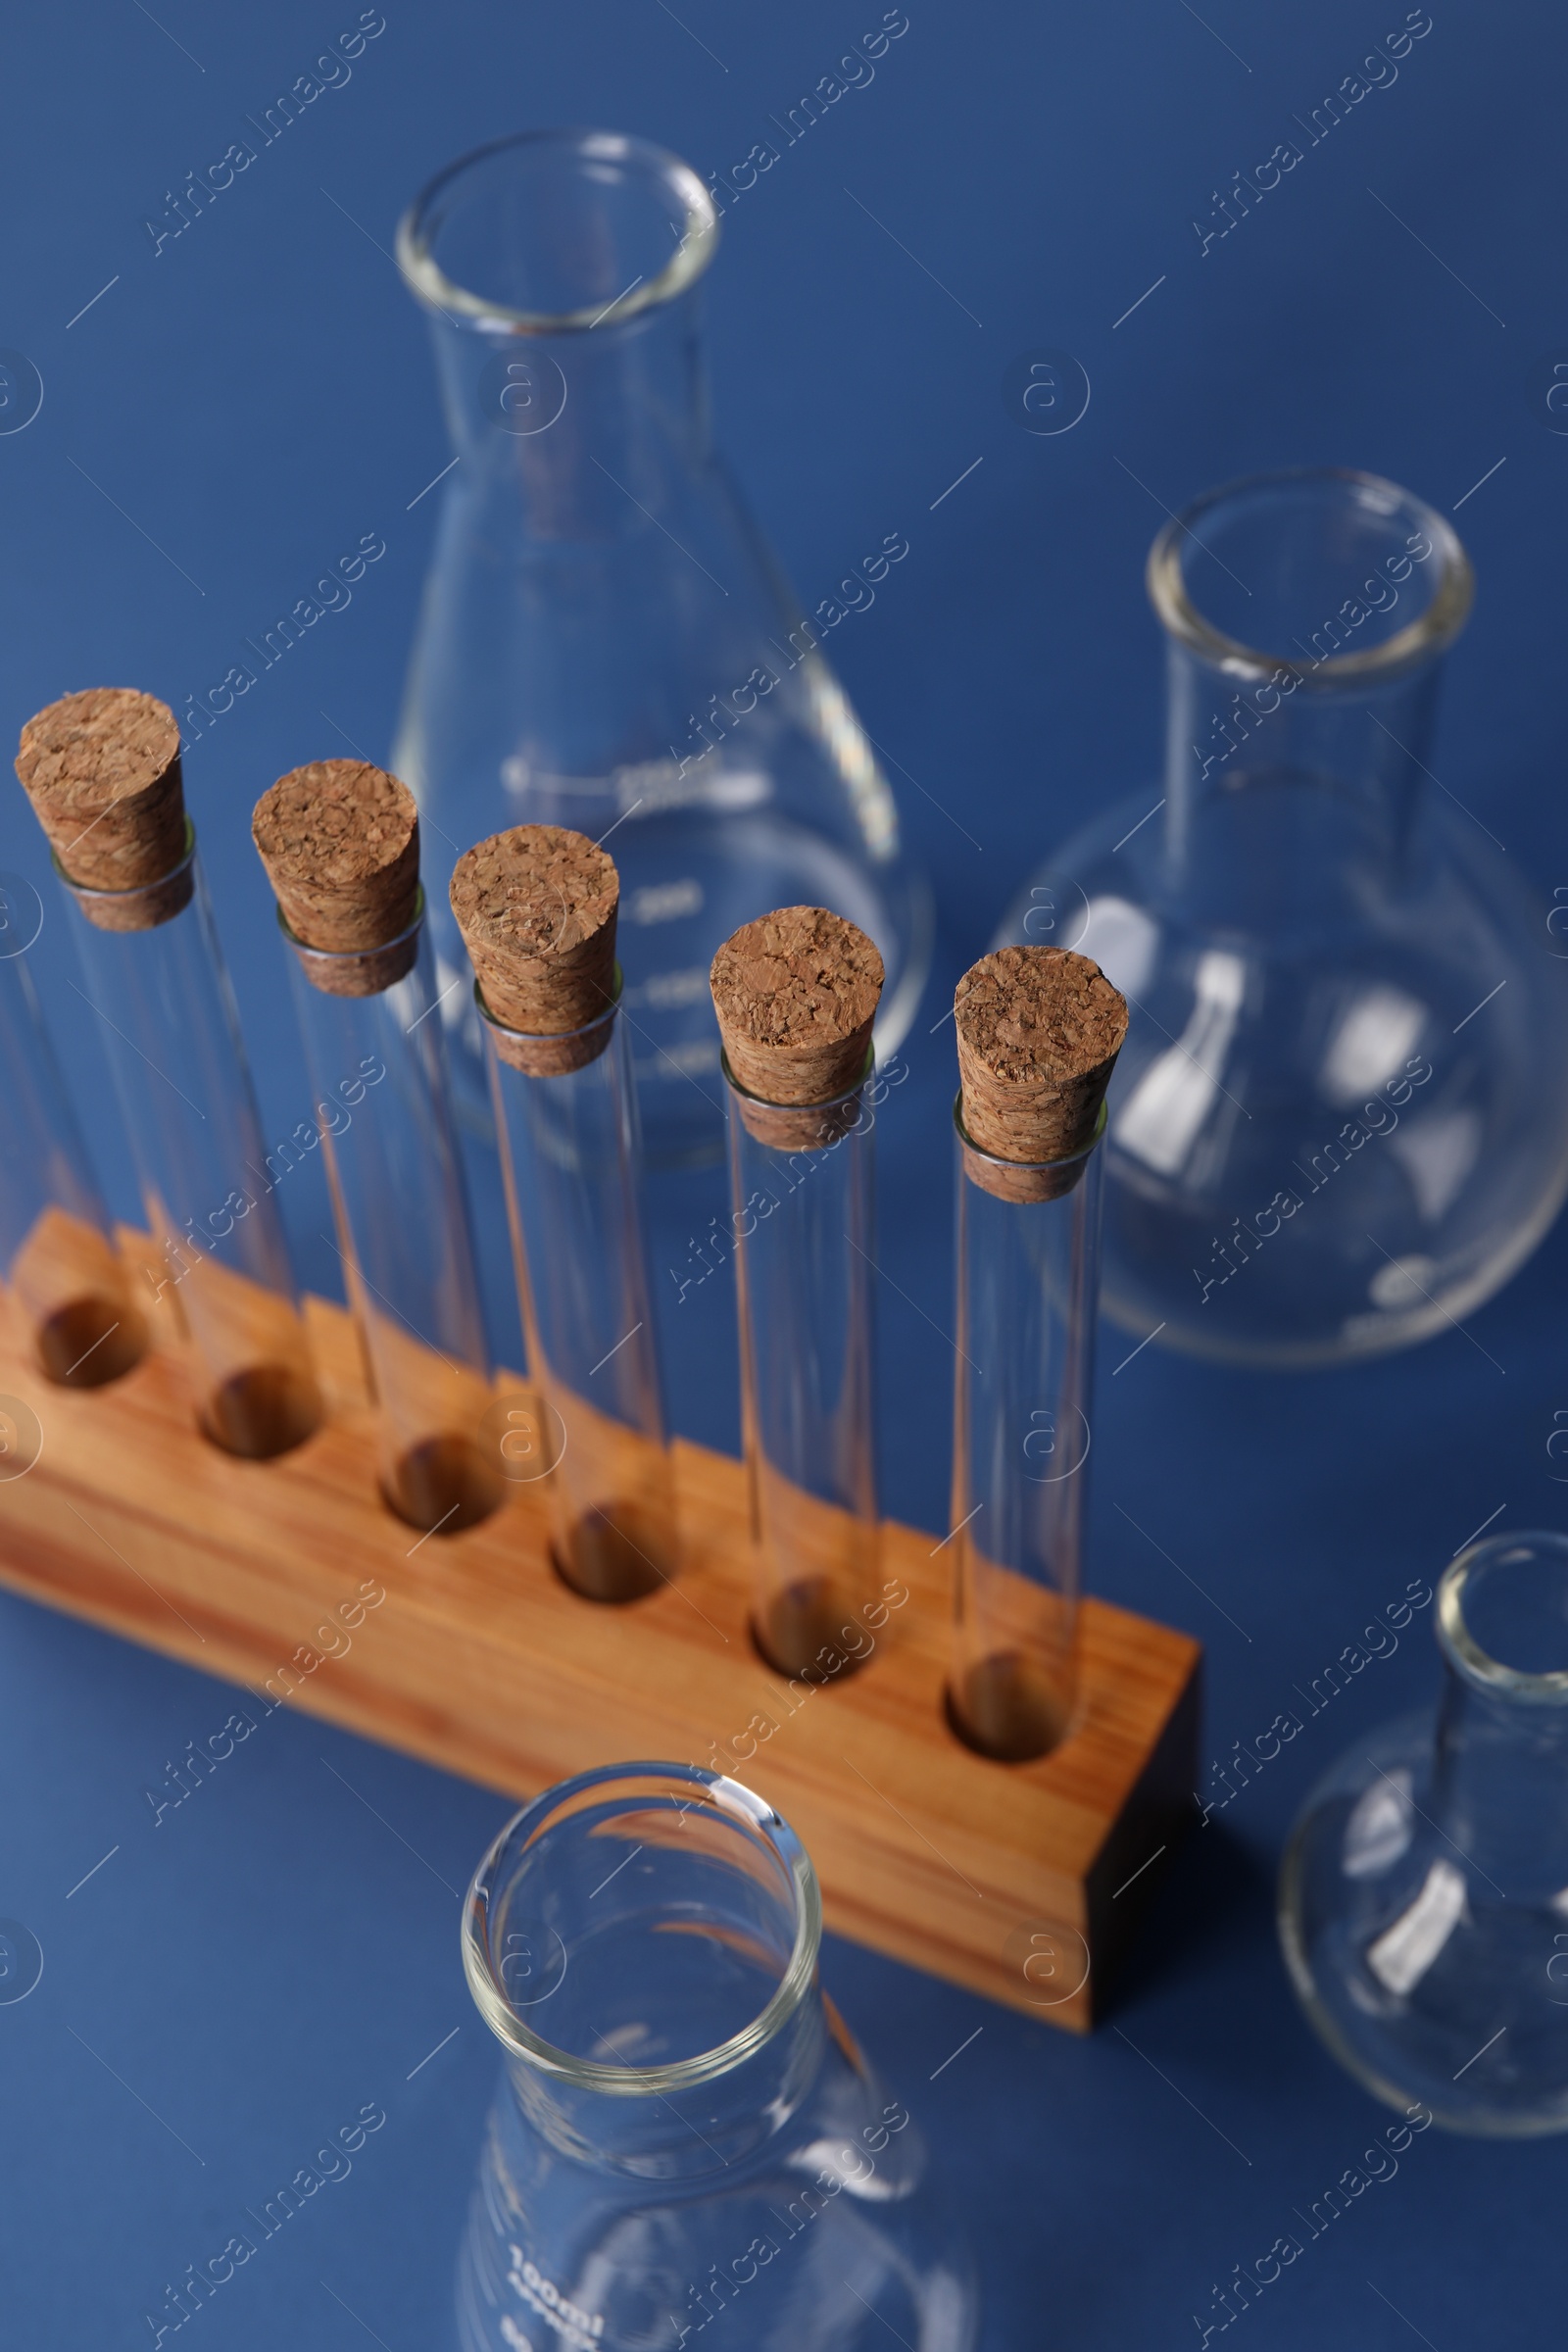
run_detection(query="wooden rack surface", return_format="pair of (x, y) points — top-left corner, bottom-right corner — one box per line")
(0, 1259), (1200, 2033)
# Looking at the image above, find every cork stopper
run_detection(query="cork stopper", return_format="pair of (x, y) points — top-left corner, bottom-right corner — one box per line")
(449, 825), (619, 1076)
(710, 906), (884, 1151)
(15, 689), (190, 931)
(955, 946), (1128, 1203)
(252, 760), (421, 997)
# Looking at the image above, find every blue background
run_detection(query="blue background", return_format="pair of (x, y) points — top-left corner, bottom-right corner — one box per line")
(2, 2), (1565, 2344)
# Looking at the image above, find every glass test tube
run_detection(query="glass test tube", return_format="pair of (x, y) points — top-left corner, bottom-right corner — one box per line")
(61, 829), (322, 1457)
(724, 1055), (879, 1676)
(949, 1104), (1104, 1759)
(483, 974), (676, 1601)
(0, 940), (147, 1387)
(281, 895), (502, 1533)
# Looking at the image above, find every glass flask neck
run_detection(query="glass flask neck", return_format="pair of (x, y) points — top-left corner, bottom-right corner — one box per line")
(1429, 1536), (1568, 1897)
(465, 1766), (826, 2179)
(1152, 468), (1472, 897)
(401, 131), (718, 531)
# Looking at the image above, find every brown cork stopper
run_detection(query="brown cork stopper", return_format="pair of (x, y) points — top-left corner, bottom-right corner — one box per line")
(449, 825), (619, 1075)
(252, 760), (421, 997)
(956, 946), (1127, 1203)
(15, 689), (190, 931)
(710, 906), (883, 1151)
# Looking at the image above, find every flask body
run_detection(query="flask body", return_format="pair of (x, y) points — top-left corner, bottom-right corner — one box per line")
(999, 469), (1568, 1365)
(1281, 1533), (1568, 2133)
(395, 131), (929, 1165)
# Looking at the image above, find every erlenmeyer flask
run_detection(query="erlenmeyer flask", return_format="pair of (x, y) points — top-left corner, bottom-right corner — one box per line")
(1280, 1532), (1568, 2135)
(997, 468), (1568, 1366)
(394, 131), (930, 1165)
(456, 1763), (977, 2352)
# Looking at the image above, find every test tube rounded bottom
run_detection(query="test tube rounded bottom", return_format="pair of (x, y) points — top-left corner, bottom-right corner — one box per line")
(10, 1209), (149, 1390)
(553, 1498), (674, 1605)
(948, 1652), (1073, 1764)
(384, 1434), (505, 1537)
(753, 1576), (874, 1681)
(36, 1294), (147, 1388)
(200, 1361), (323, 1460)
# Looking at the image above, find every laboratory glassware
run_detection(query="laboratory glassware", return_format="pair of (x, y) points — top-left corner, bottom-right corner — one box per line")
(0, 932), (146, 1387)
(998, 468), (1568, 1366)
(456, 1761), (978, 2351)
(279, 899), (501, 1531)
(1281, 1530), (1568, 2134)
(393, 128), (931, 1164)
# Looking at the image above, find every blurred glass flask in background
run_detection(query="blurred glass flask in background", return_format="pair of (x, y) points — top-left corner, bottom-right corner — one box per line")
(394, 129), (930, 1165)
(998, 468), (1568, 1366)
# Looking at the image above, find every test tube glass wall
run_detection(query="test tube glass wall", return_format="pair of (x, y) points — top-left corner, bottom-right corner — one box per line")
(63, 832), (322, 1458)
(0, 945), (146, 1387)
(949, 1108), (1104, 1759)
(485, 980), (675, 1600)
(281, 898), (501, 1532)
(725, 1062), (879, 1675)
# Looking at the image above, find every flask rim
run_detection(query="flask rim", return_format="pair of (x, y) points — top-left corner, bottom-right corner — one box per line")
(397, 128), (720, 336)
(1439, 1534), (1568, 1706)
(462, 1763), (822, 2096)
(1146, 466), (1474, 691)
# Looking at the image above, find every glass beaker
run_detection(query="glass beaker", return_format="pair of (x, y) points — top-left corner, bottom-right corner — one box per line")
(1280, 1532), (1568, 2135)
(393, 129), (931, 1165)
(456, 1762), (977, 2352)
(997, 468), (1568, 1366)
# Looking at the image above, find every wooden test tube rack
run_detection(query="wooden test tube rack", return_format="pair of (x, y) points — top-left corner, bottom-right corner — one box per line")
(0, 1243), (1200, 2033)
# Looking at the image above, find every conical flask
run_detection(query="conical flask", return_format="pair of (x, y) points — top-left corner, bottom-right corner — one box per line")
(394, 131), (930, 1165)
(997, 468), (1568, 1366)
(1280, 1531), (1568, 2135)
(455, 1763), (977, 2352)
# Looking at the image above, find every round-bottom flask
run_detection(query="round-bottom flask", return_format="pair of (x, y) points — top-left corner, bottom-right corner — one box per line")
(456, 1764), (977, 2352)
(1280, 1532), (1568, 2134)
(998, 470), (1568, 1366)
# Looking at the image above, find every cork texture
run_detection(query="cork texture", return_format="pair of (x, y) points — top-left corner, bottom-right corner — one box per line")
(449, 826), (619, 1076)
(955, 946), (1127, 1204)
(253, 760), (421, 996)
(15, 689), (188, 926)
(710, 906), (883, 1150)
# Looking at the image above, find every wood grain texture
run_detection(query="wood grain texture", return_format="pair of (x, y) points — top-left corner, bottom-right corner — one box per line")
(0, 1264), (1200, 2032)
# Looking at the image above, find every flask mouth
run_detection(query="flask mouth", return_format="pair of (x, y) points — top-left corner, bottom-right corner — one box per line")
(462, 1763), (821, 2095)
(1438, 1533), (1568, 1704)
(397, 129), (719, 336)
(1147, 466), (1473, 690)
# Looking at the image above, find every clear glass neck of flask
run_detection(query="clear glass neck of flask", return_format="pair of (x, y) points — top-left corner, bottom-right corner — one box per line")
(397, 130), (719, 519)
(463, 1764), (825, 2174)
(1430, 1534), (1568, 1896)
(1149, 467), (1473, 883)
